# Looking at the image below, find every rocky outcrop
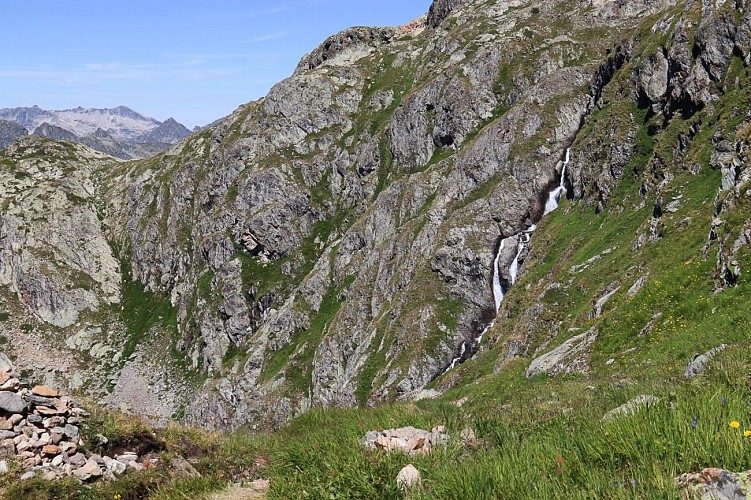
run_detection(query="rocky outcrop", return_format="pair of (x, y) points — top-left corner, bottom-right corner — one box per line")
(296, 27), (396, 73)
(427, 0), (472, 28)
(360, 426), (450, 455)
(631, 5), (751, 120)
(685, 345), (728, 379)
(0, 120), (28, 149)
(526, 328), (598, 378)
(603, 395), (660, 420)
(677, 468), (751, 499)
(0, 136), (192, 420)
(0, 137), (120, 327)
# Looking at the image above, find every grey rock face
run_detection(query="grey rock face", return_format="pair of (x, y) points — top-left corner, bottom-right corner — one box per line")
(635, 49), (669, 107)
(685, 345), (728, 379)
(0, 137), (120, 327)
(0, 120), (28, 149)
(526, 328), (598, 378)
(296, 27), (396, 74)
(427, 0), (471, 28)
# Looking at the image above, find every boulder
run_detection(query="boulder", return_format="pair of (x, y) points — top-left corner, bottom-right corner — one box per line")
(685, 345), (728, 379)
(396, 464), (422, 491)
(361, 426), (450, 455)
(0, 392), (26, 414)
(677, 468), (751, 500)
(73, 458), (103, 481)
(526, 328), (598, 378)
(603, 395), (660, 421)
(31, 386), (60, 398)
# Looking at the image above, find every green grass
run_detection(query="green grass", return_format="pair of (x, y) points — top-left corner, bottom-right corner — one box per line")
(260, 275), (357, 393)
(118, 258), (177, 361)
(7, 345), (749, 499)
(355, 325), (390, 405)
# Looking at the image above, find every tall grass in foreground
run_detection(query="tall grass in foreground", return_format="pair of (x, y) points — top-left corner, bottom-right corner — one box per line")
(2, 349), (750, 499)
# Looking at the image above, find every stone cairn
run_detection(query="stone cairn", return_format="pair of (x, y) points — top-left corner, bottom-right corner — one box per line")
(0, 359), (144, 482)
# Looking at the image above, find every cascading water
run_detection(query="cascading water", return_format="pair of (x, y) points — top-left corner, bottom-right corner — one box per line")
(443, 148), (572, 374)
(508, 225), (537, 285)
(544, 148), (570, 215)
(492, 239), (506, 311)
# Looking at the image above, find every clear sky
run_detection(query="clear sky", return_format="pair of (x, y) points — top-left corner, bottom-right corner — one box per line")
(0, 0), (431, 128)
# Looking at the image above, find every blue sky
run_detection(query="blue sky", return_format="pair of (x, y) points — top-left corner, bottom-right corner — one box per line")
(0, 1), (431, 128)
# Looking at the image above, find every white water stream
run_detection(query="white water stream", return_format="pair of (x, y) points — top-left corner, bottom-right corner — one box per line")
(443, 149), (571, 373)
(543, 148), (570, 215)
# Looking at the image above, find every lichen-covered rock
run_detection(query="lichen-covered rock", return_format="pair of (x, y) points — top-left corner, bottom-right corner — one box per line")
(526, 328), (598, 378)
(685, 345), (728, 379)
(396, 464), (422, 491)
(603, 395), (660, 421)
(361, 426), (450, 455)
(677, 468), (751, 500)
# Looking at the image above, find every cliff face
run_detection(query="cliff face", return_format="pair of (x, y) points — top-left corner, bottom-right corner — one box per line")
(1, 0), (749, 431)
(0, 120), (28, 149)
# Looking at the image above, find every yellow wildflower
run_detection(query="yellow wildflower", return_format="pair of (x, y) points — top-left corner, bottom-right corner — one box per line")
(729, 421), (741, 429)
(744, 430), (751, 438)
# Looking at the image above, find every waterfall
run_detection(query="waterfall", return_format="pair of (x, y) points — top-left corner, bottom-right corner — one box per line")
(543, 148), (570, 215)
(492, 239), (506, 311)
(443, 148), (572, 374)
(509, 225), (537, 285)
(446, 342), (466, 371)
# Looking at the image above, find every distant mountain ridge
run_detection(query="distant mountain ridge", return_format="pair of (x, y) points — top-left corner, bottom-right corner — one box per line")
(0, 105), (192, 159)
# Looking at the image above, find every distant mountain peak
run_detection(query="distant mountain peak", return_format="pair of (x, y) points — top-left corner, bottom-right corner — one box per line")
(136, 117), (192, 145)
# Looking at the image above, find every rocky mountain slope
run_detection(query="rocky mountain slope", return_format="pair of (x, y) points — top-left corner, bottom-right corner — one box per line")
(0, 0), (749, 441)
(0, 121), (27, 150)
(0, 106), (191, 160)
